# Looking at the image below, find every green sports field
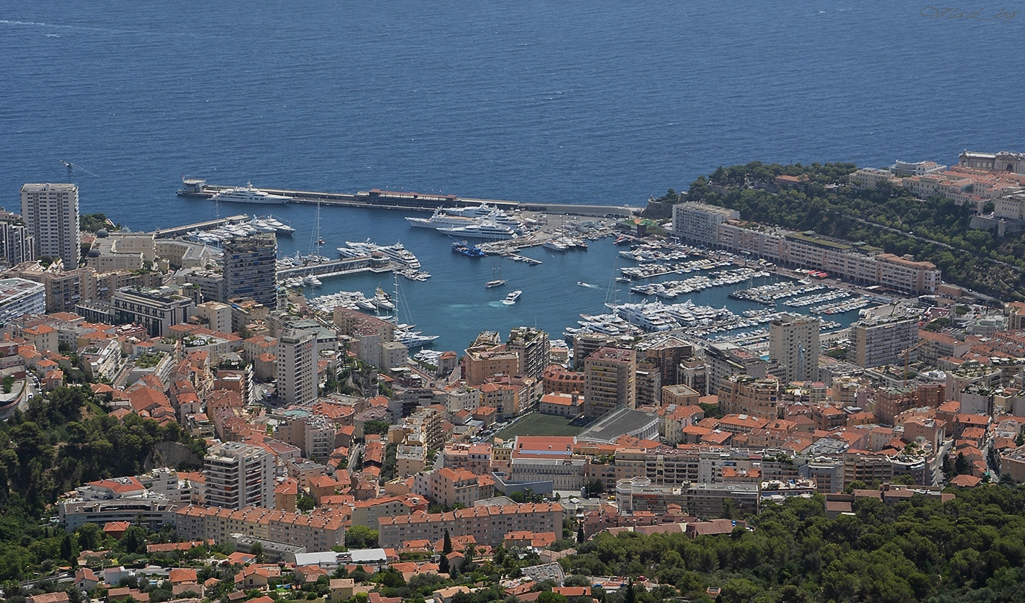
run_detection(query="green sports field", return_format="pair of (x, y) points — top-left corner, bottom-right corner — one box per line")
(493, 412), (584, 440)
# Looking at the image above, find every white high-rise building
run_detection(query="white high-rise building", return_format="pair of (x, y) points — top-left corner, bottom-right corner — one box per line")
(20, 183), (81, 267)
(769, 314), (820, 383)
(203, 441), (275, 510)
(277, 330), (317, 405)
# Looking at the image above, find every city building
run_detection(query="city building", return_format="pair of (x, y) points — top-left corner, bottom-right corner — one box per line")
(673, 203), (941, 294)
(277, 330), (317, 406)
(583, 346), (637, 420)
(195, 301), (233, 334)
(769, 313), (820, 383)
(958, 150), (1025, 174)
(717, 374), (781, 419)
(20, 183), (80, 267)
(704, 343), (767, 395)
(0, 277), (45, 325)
(222, 234), (277, 307)
(112, 287), (197, 337)
(0, 215), (36, 266)
(506, 327), (550, 380)
(376, 503), (563, 548)
(672, 203), (739, 246)
(203, 441), (276, 510)
(851, 315), (919, 369)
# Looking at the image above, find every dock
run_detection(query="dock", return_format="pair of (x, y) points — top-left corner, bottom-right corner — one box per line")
(277, 257), (393, 281)
(153, 215), (250, 239)
(179, 179), (638, 218)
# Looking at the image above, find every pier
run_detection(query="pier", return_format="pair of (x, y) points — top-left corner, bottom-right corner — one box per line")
(178, 179), (638, 218)
(153, 215), (250, 239)
(276, 257), (393, 281)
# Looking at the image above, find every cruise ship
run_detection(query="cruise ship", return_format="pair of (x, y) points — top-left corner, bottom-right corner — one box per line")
(438, 220), (518, 241)
(211, 183), (292, 204)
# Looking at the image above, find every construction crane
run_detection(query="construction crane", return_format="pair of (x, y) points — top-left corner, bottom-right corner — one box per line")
(59, 160), (99, 177)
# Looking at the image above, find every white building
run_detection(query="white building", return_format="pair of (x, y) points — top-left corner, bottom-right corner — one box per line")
(21, 183), (81, 267)
(277, 330), (317, 405)
(204, 441), (275, 510)
(0, 278), (46, 325)
(769, 313), (820, 383)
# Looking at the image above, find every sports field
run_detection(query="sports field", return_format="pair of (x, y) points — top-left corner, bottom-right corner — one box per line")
(493, 412), (585, 439)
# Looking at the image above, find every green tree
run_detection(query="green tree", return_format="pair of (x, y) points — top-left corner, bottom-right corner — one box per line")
(345, 525), (379, 549)
(297, 494), (315, 512)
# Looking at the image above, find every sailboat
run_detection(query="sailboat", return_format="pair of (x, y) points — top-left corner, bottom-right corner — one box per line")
(302, 202), (325, 288)
(485, 262), (506, 289)
(390, 273), (439, 349)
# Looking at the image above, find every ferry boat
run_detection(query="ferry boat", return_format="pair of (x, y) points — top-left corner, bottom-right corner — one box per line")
(503, 290), (522, 305)
(211, 183), (292, 204)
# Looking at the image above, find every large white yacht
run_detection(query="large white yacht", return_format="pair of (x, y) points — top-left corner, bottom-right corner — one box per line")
(438, 219), (518, 241)
(211, 183), (292, 204)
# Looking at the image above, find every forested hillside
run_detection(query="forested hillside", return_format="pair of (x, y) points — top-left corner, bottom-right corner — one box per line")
(562, 487), (1025, 603)
(0, 387), (205, 580)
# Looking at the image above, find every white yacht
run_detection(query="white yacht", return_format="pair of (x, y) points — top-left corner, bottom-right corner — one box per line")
(211, 183), (292, 204)
(438, 220), (518, 241)
(503, 290), (522, 305)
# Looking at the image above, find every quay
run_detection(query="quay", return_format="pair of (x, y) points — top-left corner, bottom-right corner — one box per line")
(178, 179), (638, 218)
(276, 257), (393, 282)
(153, 214), (250, 239)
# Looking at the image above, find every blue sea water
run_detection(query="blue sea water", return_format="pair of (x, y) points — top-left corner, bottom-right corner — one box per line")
(1, 1), (1022, 350)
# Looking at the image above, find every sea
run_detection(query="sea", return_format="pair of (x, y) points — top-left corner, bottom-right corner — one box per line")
(1, 1), (1022, 351)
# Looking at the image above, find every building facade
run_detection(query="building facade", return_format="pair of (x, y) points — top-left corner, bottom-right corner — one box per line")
(21, 183), (80, 267)
(583, 346), (637, 420)
(769, 313), (820, 383)
(277, 330), (317, 406)
(0, 278), (46, 325)
(851, 315), (919, 369)
(203, 441), (276, 510)
(112, 287), (196, 337)
(222, 234), (277, 307)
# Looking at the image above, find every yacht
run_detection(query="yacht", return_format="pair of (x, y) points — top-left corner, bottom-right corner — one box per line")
(405, 209), (477, 230)
(486, 278), (507, 289)
(211, 183), (292, 204)
(303, 275), (322, 288)
(438, 220), (518, 241)
(503, 290), (522, 305)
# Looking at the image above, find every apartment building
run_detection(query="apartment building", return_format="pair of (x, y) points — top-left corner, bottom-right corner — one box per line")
(376, 503), (563, 548)
(175, 505), (345, 550)
(21, 183), (80, 267)
(204, 442), (275, 510)
(674, 203), (941, 294)
(222, 234), (277, 307)
(718, 375), (780, 419)
(851, 315), (919, 368)
(277, 330), (317, 406)
(0, 278), (45, 325)
(583, 346), (636, 419)
(769, 313), (820, 383)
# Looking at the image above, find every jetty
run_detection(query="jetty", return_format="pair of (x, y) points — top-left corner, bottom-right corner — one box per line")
(178, 179), (637, 218)
(153, 215), (250, 239)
